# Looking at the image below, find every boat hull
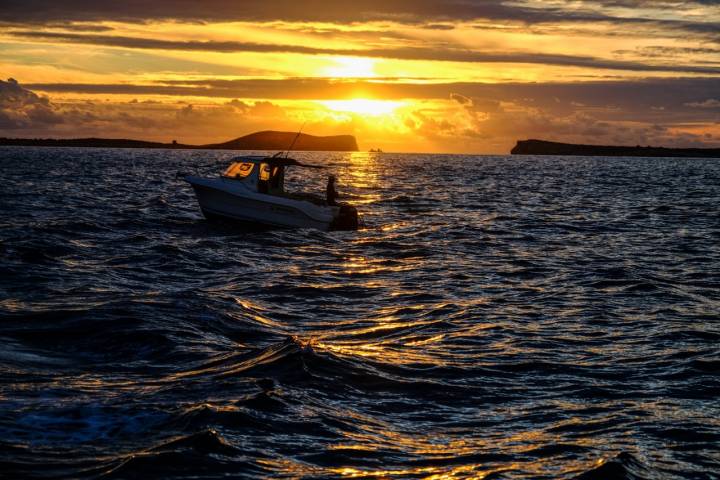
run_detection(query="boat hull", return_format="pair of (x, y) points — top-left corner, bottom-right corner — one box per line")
(190, 183), (333, 230)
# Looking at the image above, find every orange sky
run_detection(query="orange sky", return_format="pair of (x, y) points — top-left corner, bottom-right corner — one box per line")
(1, 1), (719, 153)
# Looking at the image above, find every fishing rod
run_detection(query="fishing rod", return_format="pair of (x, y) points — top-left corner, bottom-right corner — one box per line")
(284, 121), (307, 158)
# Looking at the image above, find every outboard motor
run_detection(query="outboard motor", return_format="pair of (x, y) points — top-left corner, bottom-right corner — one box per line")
(331, 204), (359, 231)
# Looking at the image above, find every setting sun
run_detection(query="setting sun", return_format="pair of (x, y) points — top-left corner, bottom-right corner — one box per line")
(322, 57), (377, 78)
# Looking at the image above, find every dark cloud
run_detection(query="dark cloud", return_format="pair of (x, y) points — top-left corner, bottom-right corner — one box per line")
(422, 24), (455, 30)
(0, 0), (522, 23)
(0, 0), (716, 40)
(685, 99), (720, 108)
(7, 31), (328, 54)
(0, 78), (62, 128)
(450, 93), (472, 105)
(614, 45), (720, 58)
(585, 0), (717, 7)
(0, 21), (114, 32)
(9, 31), (720, 75)
(0, 1), (559, 23)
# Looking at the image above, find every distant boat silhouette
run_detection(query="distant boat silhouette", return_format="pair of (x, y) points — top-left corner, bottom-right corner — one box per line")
(369, 148), (383, 153)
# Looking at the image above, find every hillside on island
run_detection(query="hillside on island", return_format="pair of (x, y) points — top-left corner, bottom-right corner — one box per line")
(0, 131), (359, 152)
(512, 139), (720, 158)
(200, 131), (358, 151)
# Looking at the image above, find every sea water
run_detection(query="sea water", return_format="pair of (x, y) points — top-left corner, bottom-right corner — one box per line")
(1, 147), (719, 478)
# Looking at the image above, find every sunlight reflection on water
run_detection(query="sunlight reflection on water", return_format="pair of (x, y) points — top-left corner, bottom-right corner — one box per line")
(0, 147), (719, 478)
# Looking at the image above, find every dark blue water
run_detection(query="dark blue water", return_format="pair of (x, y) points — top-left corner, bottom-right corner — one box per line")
(1, 147), (719, 479)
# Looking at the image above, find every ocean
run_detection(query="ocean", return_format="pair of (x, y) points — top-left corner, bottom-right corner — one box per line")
(1, 147), (719, 479)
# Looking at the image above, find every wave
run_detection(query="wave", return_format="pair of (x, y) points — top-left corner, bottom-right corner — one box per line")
(1, 149), (719, 478)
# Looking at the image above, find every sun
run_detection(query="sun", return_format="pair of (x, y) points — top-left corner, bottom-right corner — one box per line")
(323, 57), (377, 78)
(320, 99), (404, 115)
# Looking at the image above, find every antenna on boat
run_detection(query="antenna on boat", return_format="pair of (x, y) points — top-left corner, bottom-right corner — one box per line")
(284, 121), (306, 158)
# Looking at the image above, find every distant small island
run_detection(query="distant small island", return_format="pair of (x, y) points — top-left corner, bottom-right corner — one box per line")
(512, 139), (720, 158)
(0, 130), (359, 152)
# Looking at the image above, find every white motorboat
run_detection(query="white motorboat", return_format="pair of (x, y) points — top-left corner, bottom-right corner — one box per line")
(185, 155), (358, 231)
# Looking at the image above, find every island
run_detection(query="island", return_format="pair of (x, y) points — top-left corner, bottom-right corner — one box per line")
(0, 130), (359, 152)
(511, 139), (720, 158)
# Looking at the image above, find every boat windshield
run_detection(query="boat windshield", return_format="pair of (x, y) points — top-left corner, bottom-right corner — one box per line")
(224, 162), (254, 179)
(259, 163), (271, 181)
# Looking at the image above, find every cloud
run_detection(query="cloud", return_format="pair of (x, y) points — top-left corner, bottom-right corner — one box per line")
(7, 31), (331, 54)
(0, 78), (62, 129)
(8, 31), (719, 75)
(0, 78), (300, 144)
(0, 0), (717, 40)
(615, 45), (720, 58)
(406, 97), (719, 152)
(685, 99), (720, 109)
(422, 24), (455, 30)
(0, 21), (114, 32)
(0, 0), (521, 23)
(450, 93), (471, 105)
(26, 76), (720, 121)
(248, 100), (287, 117)
(225, 99), (249, 111)
(4, 78), (719, 152)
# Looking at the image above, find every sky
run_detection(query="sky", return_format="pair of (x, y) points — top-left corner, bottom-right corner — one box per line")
(1, 0), (719, 153)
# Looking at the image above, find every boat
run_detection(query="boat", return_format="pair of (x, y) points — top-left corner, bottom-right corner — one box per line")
(185, 155), (359, 231)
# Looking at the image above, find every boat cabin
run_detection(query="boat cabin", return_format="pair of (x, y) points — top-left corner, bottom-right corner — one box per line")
(223, 156), (286, 195)
(222, 155), (324, 197)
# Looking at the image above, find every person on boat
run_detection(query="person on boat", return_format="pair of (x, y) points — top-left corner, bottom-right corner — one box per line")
(326, 175), (339, 206)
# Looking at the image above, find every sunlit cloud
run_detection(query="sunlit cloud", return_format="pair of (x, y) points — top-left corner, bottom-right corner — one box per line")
(319, 99), (405, 115)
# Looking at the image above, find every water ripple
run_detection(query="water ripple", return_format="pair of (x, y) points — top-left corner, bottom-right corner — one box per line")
(1, 147), (719, 479)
